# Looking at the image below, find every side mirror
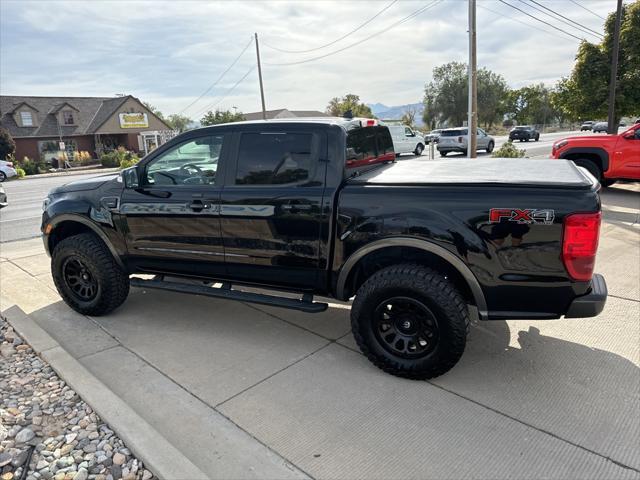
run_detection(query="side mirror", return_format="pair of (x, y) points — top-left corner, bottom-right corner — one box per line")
(121, 166), (139, 188)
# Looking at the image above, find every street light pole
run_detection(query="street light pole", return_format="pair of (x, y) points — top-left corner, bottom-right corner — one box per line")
(467, 0), (477, 158)
(606, 0), (623, 135)
(255, 33), (267, 120)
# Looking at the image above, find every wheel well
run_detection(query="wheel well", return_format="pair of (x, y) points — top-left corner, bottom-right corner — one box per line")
(48, 221), (93, 253)
(561, 152), (603, 173)
(341, 246), (476, 306)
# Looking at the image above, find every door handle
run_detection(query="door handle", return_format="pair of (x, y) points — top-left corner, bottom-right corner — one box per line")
(189, 200), (207, 212)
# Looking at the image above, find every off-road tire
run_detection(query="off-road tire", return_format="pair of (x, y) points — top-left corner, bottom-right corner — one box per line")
(486, 141), (494, 153)
(351, 264), (469, 379)
(574, 159), (602, 182)
(414, 143), (424, 156)
(52, 233), (129, 316)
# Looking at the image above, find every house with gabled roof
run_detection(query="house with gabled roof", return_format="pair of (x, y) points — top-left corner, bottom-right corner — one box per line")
(0, 94), (174, 161)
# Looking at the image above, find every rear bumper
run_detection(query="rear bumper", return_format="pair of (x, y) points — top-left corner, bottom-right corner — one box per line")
(437, 146), (465, 153)
(565, 274), (607, 318)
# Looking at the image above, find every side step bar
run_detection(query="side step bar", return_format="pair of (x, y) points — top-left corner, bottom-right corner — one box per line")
(130, 277), (328, 313)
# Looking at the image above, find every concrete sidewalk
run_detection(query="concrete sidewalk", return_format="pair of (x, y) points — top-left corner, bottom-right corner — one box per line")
(1, 185), (639, 479)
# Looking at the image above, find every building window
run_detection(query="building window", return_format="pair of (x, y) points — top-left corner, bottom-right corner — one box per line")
(20, 111), (34, 127)
(62, 111), (74, 125)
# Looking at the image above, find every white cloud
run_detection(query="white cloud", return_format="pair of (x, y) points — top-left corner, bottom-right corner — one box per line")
(0, 0), (615, 119)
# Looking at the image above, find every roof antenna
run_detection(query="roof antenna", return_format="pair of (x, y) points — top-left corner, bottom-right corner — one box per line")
(343, 109), (353, 119)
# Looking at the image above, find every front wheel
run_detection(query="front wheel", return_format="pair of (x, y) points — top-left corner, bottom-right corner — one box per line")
(439, 151), (447, 157)
(351, 264), (469, 379)
(52, 233), (130, 316)
(574, 159), (602, 183)
(0, 171), (6, 182)
(486, 141), (494, 153)
(535, 134), (540, 141)
(414, 143), (424, 156)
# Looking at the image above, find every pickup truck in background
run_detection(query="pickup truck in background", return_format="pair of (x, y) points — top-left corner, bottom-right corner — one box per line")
(41, 118), (607, 379)
(552, 123), (640, 186)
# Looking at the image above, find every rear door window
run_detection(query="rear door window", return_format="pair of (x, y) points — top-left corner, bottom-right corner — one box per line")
(441, 129), (467, 136)
(235, 132), (315, 185)
(346, 126), (394, 168)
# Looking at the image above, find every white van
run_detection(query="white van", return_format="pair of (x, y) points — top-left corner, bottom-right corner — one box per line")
(387, 125), (425, 156)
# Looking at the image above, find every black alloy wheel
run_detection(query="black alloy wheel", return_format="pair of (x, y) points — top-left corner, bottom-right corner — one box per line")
(62, 256), (99, 302)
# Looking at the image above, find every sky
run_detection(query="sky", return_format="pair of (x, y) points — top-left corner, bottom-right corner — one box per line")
(0, 0), (618, 120)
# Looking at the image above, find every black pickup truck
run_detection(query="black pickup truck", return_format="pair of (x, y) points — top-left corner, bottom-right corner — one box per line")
(41, 118), (607, 379)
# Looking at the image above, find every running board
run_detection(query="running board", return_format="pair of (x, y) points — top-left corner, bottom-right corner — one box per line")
(130, 278), (328, 313)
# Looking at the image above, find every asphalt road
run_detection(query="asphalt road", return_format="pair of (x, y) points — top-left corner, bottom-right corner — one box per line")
(0, 173), (102, 243)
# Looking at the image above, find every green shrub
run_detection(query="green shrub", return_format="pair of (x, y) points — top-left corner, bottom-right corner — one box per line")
(491, 141), (525, 158)
(16, 156), (46, 175)
(100, 151), (120, 168)
(102, 147), (139, 169)
(16, 168), (26, 178)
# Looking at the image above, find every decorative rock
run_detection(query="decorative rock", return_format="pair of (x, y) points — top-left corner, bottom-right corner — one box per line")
(73, 470), (88, 480)
(12, 449), (30, 467)
(1, 472), (15, 480)
(0, 453), (11, 467)
(112, 453), (125, 466)
(15, 428), (35, 444)
(65, 433), (77, 444)
(142, 470), (153, 480)
(36, 459), (49, 470)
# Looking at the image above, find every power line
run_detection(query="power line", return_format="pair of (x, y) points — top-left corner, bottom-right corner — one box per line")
(193, 66), (256, 117)
(523, 0), (603, 38)
(265, 0), (443, 66)
(568, 0), (606, 21)
(497, 0), (585, 41)
(177, 36), (254, 116)
(262, 0), (398, 54)
(479, 3), (578, 42)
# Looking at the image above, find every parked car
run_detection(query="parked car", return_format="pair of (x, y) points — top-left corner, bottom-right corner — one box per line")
(387, 125), (425, 156)
(424, 129), (442, 144)
(552, 123), (640, 187)
(0, 159), (18, 182)
(0, 183), (7, 208)
(592, 122), (609, 133)
(580, 121), (595, 131)
(41, 117), (607, 379)
(509, 126), (540, 142)
(437, 128), (494, 156)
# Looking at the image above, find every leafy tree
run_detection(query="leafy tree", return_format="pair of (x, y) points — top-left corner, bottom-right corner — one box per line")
(553, 0), (640, 123)
(143, 102), (165, 120)
(506, 83), (556, 126)
(422, 62), (509, 128)
(326, 94), (374, 118)
(166, 114), (192, 133)
(200, 109), (245, 126)
(0, 127), (16, 160)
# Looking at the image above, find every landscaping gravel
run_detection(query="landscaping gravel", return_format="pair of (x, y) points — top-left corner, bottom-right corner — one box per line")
(0, 316), (155, 480)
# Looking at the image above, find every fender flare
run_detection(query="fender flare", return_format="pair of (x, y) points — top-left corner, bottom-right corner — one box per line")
(336, 237), (488, 319)
(45, 214), (125, 269)
(559, 147), (609, 172)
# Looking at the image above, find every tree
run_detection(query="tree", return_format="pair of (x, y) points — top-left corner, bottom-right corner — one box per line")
(326, 94), (374, 118)
(0, 127), (16, 160)
(200, 109), (245, 126)
(143, 102), (165, 120)
(506, 83), (557, 126)
(422, 62), (509, 128)
(401, 107), (417, 128)
(553, 0), (640, 122)
(165, 114), (192, 133)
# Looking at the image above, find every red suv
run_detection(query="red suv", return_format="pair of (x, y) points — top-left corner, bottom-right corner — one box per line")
(552, 124), (640, 186)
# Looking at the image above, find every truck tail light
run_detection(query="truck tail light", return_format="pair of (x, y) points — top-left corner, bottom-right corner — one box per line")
(562, 212), (601, 281)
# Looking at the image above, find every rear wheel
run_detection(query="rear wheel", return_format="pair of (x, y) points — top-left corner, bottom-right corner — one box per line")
(351, 264), (469, 379)
(439, 151), (447, 157)
(0, 171), (6, 182)
(52, 233), (129, 315)
(486, 141), (494, 153)
(414, 143), (424, 156)
(535, 134), (540, 141)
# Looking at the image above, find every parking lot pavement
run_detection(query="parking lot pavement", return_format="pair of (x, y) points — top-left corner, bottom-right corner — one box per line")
(1, 184), (638, 479)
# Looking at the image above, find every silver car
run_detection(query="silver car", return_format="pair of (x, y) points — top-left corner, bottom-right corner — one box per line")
(437, 128), (495, 156)
(424, 129), (443, 144)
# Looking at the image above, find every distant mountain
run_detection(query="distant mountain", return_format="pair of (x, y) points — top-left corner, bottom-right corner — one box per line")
(367, 102), (425, 127)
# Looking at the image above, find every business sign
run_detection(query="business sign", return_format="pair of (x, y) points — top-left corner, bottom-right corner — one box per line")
(119, 112), (149, 129)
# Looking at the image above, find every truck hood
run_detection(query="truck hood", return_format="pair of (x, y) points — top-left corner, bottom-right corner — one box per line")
(349, 158), (595, 189)
(50, 174), (119, 194)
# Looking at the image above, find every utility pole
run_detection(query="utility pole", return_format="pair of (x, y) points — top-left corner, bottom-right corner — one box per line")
(255, 33), (267, 120)
(467, 0), (477, 158)
(607, 0), (623, 135)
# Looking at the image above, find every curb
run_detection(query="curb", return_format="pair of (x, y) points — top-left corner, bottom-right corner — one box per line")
(17, 167), (119, 180)
(2, 304), (210, 480)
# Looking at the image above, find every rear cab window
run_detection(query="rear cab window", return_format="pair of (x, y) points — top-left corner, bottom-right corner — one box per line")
(346, 126), (394, 169)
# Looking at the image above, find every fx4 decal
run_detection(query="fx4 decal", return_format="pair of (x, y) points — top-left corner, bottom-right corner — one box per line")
(489, 208), (555, 225)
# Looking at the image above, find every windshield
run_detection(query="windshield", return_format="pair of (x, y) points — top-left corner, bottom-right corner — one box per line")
(514, 126), (530, 130)
(441, 129), (467, 136)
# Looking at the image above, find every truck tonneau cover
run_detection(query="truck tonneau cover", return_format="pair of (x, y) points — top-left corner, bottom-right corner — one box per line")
(350, 158), (595, 189)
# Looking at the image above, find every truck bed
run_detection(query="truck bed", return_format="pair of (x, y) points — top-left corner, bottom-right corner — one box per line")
(349, 158), (595, 189)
